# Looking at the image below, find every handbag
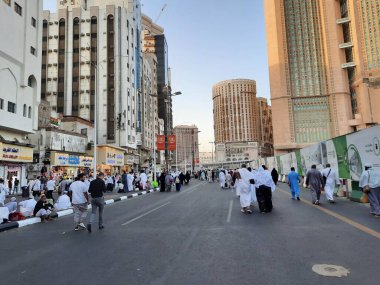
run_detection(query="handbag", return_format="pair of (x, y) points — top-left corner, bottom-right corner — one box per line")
(363, 171), (371, 194)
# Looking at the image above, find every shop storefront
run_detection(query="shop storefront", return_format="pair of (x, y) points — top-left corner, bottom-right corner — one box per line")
(50, 152), (94, 178)
(0, 142), (33, 193)
(97, 145), (125, 175)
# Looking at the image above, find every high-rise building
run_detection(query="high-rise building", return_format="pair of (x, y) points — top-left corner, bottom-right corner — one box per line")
(173, 125), (199, 171)
(212, 79), (273, 162)
(265, 0), (380, 154)
(142, 15), (173, 165)
(0, 0), (43, 189)
(41, 0), (142, 150)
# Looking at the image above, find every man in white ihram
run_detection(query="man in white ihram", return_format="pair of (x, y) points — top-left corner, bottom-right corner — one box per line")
(238, 164), (254, 214)
(321, 163), (340, 203)
(140, 170), (148, 190)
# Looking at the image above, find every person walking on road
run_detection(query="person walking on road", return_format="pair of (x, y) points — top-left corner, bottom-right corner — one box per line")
(306, 165), (324, 205)
(165, 172), (173, 192)
(359, 163), (380, 217)
(248, 167), (257, 205)
(121, 171), (128, 193)
(271, 168), (279, 185)
(321, 164), (340, 203)
(140, 170), (148, 190)
(255, 167), (276, 213)
(238, 165), (254, 214)
(87, 172), (106, 232)
(219, 170), (226, 189)
(159, 171), (166, 192)
(288, 167), (301, 200)
(70, 173), (90, 231)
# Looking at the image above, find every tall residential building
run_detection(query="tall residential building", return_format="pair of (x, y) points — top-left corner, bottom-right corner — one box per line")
(265, 0), (380, 154)
(0, 0), (43, 187)
(142, 15), (173, 164)
(41, 0), (142, 150)
(173, 125), (200, 171)
(212, 79), (273, 162)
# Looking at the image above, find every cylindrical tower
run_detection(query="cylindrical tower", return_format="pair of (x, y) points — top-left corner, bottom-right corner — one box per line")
(212, 79), (259, 144)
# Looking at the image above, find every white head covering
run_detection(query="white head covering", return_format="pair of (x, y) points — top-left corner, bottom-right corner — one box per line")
(254, 167), (276, 192)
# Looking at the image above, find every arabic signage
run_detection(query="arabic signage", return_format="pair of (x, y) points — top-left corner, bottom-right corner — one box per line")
(0, 143), (33, 162)
(50, 152), (93, 167)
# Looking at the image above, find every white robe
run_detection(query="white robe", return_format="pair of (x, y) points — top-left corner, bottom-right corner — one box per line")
(219, 172), (226, 188)
(321, 168), (340, 200)
(127, 174), (134, 191)
(254, 167), (276, 192)
(54, 194), (71, 211)
(19, 198), (37, 217)
(236, 179), (251, 208)
(238, 168), (255, 207)
(140, 173), (148, 190)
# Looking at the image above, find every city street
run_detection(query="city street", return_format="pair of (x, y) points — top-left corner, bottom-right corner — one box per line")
(1, 181), (379, 285)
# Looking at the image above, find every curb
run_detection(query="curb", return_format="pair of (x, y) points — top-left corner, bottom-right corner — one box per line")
(0, 188), (160, 233)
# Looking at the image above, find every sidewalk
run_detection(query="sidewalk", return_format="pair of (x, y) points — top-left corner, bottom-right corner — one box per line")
(0, 187), (160, 233)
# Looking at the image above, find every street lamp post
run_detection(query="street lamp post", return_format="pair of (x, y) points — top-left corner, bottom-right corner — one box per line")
(163, 88), (182, 170)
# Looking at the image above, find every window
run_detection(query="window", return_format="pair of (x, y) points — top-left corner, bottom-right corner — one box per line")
(14, 2), (21, 15)
(28, 106), (32, 118)
(23, 104), (27, 116)
(28, 76), (33, 87)
(3, 0), (11, 6)
(30, 46), (36, 55)
(8, 102), (16, 113)
(0, 98), (3, 109)
(31, 17), (36, 27)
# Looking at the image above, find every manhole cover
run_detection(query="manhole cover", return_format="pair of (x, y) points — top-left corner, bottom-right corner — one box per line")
(312, 264), (350, 277)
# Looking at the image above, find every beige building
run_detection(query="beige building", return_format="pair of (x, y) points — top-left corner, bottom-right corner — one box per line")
(212, 79), (274, 163)
(265, 0), (380, 154)
(173, 125), (199, 171)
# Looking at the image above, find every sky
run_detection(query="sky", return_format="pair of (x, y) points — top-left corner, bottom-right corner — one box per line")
(43, 0), (270, 152)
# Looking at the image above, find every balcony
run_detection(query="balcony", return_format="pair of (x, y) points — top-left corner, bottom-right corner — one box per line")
(339, 42), (353, 49)
(336, 17), (350, 24)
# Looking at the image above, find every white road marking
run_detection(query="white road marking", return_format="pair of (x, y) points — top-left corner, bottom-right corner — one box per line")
(227, 199), (233, 223)
(121, 202), (171, 226)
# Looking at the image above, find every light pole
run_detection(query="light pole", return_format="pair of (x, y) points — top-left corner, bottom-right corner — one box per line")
(163, 88), (182, 170)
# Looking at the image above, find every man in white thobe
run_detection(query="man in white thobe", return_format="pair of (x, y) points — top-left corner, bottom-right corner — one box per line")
(321, 164), (340, 203)
(248, 167), (257, 204)
(0, 178), (9, 206)
(238, 165), (253, 213)
(127, 172), (134, 192)
(140, 171), (148, 190)
(219, 170), (226, 189)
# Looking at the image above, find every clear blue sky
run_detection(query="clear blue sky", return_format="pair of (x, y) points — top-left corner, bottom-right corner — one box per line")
(43, 0), (270, 152)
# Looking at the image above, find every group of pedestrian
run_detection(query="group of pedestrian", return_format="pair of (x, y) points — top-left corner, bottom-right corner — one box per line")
(158, 170), (191, 192)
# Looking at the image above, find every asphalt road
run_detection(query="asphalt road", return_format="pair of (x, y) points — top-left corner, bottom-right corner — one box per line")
(1, 181), (379, 285)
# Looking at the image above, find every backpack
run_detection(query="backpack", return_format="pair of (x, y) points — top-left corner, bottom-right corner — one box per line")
(65, 182), (71, 192)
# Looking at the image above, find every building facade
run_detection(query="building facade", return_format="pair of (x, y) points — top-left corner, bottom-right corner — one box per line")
(265, 0), (380, 154)
(142, 15), (173, 166)
(173, 125), (199, 171)
(41, 0), (142, 151)
(212, 79), (273, 163)
(0, 0), (43, 190)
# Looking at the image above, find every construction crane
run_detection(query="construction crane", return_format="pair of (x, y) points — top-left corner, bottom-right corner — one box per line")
(155, 3), (167, 23)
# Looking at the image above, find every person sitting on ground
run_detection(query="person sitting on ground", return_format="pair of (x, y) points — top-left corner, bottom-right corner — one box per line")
(33, 194), (53, 222)
(5, 197), (18, 213)
(54, 191), (72, 211)
(19, 197), (37, 217)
